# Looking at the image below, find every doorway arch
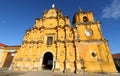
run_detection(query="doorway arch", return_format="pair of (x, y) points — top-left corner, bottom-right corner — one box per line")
(42, 52), (53, 70)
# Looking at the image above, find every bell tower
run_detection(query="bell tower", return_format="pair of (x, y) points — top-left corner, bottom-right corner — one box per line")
(73, 9), (117, 73)
(73, 9), (103, 41)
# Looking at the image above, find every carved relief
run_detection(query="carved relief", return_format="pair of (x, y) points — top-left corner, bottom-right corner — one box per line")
(69, 50), (74, 56)
(69, 33), (72, 38)
(60, 51), (64, 56)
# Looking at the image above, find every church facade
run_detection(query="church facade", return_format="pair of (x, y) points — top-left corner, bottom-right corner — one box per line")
(12, 5), (117, 73)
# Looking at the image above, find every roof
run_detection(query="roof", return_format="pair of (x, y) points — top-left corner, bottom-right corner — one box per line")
(0, 43), (7, 47)
(112, 53), (120, 59)
(5, 45), (21, 50)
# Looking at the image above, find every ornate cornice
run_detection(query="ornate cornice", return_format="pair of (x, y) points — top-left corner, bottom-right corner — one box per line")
(33, 26), (39, 30)
(30, 40), (36, 44)
(17, 58), (23, 61)
(74, 21), (100, 25)
(39, 26), (45, 29)
(80, 40), (105, 43)
(54, 40), (64, 43)
(22, 40), (28, 44)
(37, 40), (43, 43)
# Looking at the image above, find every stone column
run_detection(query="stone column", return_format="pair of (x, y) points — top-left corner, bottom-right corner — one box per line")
(75, 44), (81, 73)
(64, 42), (71, 73)
(73, 29), (81, 73)
(53, 42), (60, 72)
(53, 26), (60, 72)
(64, 26), (71, 73)
(39, 57), (43, 70)
(33, 43), (41, 71)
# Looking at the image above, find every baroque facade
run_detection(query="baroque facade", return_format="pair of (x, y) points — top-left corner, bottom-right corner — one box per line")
(12, 5), (117, 73)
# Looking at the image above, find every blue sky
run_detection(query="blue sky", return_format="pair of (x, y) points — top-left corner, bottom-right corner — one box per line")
(0, 0), (120, 54)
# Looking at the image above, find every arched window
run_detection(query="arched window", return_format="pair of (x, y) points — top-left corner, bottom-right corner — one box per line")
(83, 16), (88, 22)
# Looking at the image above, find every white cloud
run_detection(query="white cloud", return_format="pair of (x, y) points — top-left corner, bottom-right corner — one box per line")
(102, 0), (120, 19)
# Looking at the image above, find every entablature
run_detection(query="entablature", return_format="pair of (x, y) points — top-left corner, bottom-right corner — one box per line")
(74, 21), (100, 26)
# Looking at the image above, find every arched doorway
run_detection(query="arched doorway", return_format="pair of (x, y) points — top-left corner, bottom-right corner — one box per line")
(42, 52), (53, 70)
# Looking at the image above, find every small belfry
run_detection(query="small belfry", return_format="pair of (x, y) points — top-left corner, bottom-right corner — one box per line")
(12, 5), (117, 73)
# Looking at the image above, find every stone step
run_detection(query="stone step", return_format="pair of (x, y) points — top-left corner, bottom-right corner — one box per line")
(0, 68), (8, 70)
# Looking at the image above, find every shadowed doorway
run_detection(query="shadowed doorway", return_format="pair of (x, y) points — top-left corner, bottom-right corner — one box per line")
(3, 52), (14, 68)
(42, 52), (53, 70)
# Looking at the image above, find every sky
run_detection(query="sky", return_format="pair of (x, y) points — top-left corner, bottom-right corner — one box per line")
(0, 0), (120, 54)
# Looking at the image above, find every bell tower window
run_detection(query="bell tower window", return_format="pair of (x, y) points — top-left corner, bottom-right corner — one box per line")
(47, 36), (53, 46)
(83, 16), (88, 22)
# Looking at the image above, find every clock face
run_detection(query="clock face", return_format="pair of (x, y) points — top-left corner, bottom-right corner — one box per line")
(84, 28), (93, 37)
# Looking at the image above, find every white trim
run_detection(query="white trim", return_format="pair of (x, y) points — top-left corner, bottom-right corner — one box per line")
(7, 50), (16, 52)
(42, 50), (55, 57)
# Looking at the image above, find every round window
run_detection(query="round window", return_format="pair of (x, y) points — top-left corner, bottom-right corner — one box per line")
(90, 51), (97, 58)
(91, 52), (96, 57)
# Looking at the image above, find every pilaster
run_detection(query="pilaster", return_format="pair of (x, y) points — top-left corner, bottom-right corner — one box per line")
(63, 26), (71, 73)
(75, 44), (81, 73)
(53, 26), (61, 72)
(64, 42), (71, 73)
(73, 28), (82, 73)
(53, 42), (60, 72)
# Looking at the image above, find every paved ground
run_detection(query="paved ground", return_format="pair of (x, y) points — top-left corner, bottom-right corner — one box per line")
(0, 69), (120, 76)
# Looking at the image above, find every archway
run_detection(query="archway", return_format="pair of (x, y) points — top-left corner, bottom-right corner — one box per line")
(42, 52), (53, 70)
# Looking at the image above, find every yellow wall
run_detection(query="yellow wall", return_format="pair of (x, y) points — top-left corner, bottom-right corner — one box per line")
(0, 49), (7, 67)
(11, 7), (117, 73)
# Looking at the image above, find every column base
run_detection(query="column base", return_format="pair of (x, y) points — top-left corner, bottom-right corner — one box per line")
(53, 59), (60, 72)
(64, 60), (71, 73)
(53, 68), (60, 72)
(75, 69), (81, 74)
(75, 60), (83, 74)
(64, 68), (71, 73)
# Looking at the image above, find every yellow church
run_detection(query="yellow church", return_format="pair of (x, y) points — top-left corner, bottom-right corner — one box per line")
(9, 5), (117, 73)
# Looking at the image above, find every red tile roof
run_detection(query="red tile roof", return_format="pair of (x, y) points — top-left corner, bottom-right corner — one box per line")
(112, 53), (120, 59)
(0, 43), (7, 47)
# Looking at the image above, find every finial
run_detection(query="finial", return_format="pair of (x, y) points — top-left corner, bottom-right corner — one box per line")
(52, 3), (55, 8)
(79, 7), (82, 12)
